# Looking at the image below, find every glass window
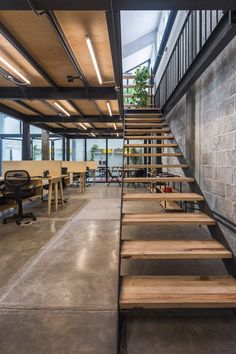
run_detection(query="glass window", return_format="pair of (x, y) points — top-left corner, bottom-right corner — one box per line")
(2, 138), (22, 160)
(32, 138), (42, 160)
(54, 139), (63, 160)
(0, 114), (21, 134)
(71, 139), (85, 161)
(87, 139), (106, 182)
(30, 125), (42, 134)
(108, 139), (123, 168)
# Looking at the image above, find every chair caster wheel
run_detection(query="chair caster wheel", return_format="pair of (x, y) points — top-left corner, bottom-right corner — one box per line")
(32, 217), (37, 221)
(16, 220), (21, 225)
(3, 220), (7, 224)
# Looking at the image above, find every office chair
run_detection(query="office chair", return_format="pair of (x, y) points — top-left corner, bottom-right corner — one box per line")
(2, 170), (36, 225)
(107, 168), (121, 187)
(42, 167), (68, 203)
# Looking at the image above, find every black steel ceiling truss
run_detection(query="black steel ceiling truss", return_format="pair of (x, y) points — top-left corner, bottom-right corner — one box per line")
(0, 21), (58, 88)
(52, 128), (122, 134)
(106, 9), (123, 116)
(45, 10), (89, 88)
(0, 87), (117, 100)
(1, 1), (236, 10)
(24, 115), (120, 123)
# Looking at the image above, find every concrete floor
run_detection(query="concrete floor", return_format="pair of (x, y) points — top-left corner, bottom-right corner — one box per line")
(0, 184), (235, 353)
(0, 184), (121, 354)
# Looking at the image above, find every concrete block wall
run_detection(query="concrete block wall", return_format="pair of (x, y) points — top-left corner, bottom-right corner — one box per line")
(165, 36), (236, 250)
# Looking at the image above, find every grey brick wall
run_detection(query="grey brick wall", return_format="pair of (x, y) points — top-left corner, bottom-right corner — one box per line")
(165, 35), (236, 232)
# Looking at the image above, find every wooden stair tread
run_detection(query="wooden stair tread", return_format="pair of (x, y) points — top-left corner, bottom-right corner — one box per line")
(125, 136), (174, 140)
(123, 177), (194, 183)
(124, 153), (182, 157)
(125, 144), (178, 148)
(125, 122), (167, 126)
(125, 129), (171, 133)
(121, 240), (232, 259)
(122, 212), (216, 225)
(124, 164), (188, 169)
(119, 276), (236, 309)
(123, 193), (204, 201)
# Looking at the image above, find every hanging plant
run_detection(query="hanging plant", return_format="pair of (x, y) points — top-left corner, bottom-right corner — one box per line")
(131, 67), (149, 107)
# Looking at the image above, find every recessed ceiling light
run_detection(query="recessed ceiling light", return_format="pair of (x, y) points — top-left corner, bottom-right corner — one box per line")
(85, 35), (102, 85)
(54, 102), (70, 117)
(107, 101), (112, 116)
(79, 123), (87, 130)
(0, 56), (31, 85)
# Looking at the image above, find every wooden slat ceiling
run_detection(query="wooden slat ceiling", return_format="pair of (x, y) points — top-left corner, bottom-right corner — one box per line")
(0, 10), (121, 136)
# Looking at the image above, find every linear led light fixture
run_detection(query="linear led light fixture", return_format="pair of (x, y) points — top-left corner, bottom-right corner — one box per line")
(85, 35), (102, 84)
(107, 101), (112, 116)
(0, 56), (31, 85)
(116, 133), (119, 137)
(54, 102), (70, 117)
(91, 132), (96, 137)
(113, 123), (117, 130)
(79, 123), (87, 130)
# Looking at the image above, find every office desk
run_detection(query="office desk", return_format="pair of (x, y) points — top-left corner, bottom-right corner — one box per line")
(0, 176), (64, 217)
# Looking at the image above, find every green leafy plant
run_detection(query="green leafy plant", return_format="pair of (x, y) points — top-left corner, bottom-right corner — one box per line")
(131, 67), (149, 107)
(129, 147), (140, 165)
(90, 144), (98, 161)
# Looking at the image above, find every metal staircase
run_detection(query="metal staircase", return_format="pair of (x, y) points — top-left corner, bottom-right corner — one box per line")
(118, 109), (236, 317)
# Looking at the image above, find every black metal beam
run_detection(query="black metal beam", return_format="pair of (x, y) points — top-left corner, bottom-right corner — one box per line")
(52, 128), (123, 134)
(68, 100), (85, 116)
(0, 87), (117, 100)
(66, 135), (121, 139)
(15, 100), (46, 116)
(45, 10), (89, 87)
(106, 10), (123, 116)
(22, 121), (31, 160)
(162, 11), (236, 114)
(0, 103), (27, 121)
(24, 115), (120, 123)
(0, 21), (58, 88)
(152, 11), (177, 77)
(1, 1), (236, 10)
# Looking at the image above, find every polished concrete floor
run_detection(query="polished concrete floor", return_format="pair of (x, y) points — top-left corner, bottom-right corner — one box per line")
(0, 184), (235, 353)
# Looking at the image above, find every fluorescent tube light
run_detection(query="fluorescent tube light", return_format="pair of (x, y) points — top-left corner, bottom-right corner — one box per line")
(113, 123), (117, 130)
(54, 102), (70, 117)
(107, 101), (112, 116)
(79, 123), (87, 130)
(91, 132), (96, 137)
(116, 133), (119, 137)
(0, 56), (31, 85)
(85, 35), (102, 84)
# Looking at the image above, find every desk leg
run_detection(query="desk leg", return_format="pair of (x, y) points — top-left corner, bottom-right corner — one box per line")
(48, 180), (52, 216)
(93, 170), (96, 184)
(70, 173), (73, 185)
(54, 182), (58, 211)
(84, 173), (86, 192)
(59, 180), (64, 207)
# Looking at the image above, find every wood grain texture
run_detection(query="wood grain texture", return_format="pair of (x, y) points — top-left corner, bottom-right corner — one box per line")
(122, 212), (216, 225)
(123, 177), (194, 183)
(125, 136), (174, 140)
(124, 164), (188, 169)
(121, 240), (232, 259)
(123, 193), (204, 201)
(120, 276), (236, 309)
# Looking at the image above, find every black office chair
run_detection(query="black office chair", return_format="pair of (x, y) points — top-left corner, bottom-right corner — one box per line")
(42, 167), (68, 203)
(2, 170), (36, 225)
(107, 168), (121, 187)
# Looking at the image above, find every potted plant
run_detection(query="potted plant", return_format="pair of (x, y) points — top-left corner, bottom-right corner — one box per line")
(90, 144), (98, 161)
(129, 147), (140, 165)
(131, 67), (149, 107)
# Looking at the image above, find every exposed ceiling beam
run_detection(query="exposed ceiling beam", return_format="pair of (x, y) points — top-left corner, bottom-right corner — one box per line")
(0, 87), (117, 100)
(0, 1), (235, 10)
(52, 128), (122, 134)
(24, 115), (121, 123)
(122, 30), (156, 58)
(66, 135), (122, 139)
(0, 102), (27, 121)
(106, 10), (123, 116)
(0, 21), (58, 88)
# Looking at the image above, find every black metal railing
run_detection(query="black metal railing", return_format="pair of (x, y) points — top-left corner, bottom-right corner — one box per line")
(155, 10), (225, 109)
